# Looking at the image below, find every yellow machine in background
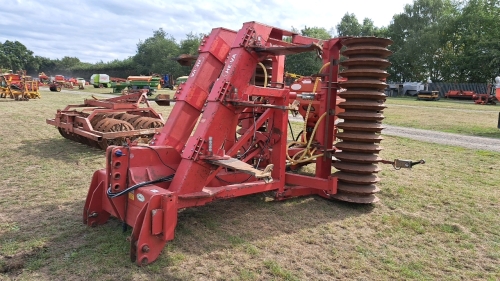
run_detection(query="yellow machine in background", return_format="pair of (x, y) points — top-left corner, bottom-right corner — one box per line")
(0, 74), (41, 101)
(417, 90), (440, 101)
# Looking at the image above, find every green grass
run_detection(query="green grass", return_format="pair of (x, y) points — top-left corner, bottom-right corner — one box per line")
(0, 91), (499, 280)
(55, 84), (175, 99)
(384, 96), (500, 138)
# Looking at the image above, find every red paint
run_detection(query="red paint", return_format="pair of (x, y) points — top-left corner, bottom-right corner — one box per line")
(84, 22), (349, 265)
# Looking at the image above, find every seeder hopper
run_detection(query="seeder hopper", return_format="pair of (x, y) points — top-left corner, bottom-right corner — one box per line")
(82, 22), (424, 265)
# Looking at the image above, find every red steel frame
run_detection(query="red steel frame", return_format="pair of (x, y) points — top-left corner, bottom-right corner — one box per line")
(83, 22), (344, 265)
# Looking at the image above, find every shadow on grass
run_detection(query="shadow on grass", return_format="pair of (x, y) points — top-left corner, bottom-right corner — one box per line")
(171, 193), (375, 254)
(0, 99), (23, 103)
(18, 137), (103, 163)
(0, 199), (185, 280)
(0, 190), (375, 279)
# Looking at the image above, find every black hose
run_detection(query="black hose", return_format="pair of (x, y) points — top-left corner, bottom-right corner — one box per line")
(107, 174), (175, 199)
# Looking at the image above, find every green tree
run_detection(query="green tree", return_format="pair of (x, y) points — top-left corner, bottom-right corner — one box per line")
(439, 0), (500, 82)
(336, 13), (386, 37)
(133, 28), (182, 77)
(58, 56), (81, 71)
(0, 40), (37, 73)
(285, 27), (332, 75)
(386, 0), (456, 82)
(179, 32), (204, 55)
(336, 13), (362, 36)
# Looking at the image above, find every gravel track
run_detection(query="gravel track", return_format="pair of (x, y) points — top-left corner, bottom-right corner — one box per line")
(383, 125), (500, 153)
(289, 115), (500, 153)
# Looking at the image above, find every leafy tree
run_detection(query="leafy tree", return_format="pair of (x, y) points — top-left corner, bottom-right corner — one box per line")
(439, 0), (500, 82)
(386, 0), (456, 82)
(0, 40), (37, 73)
(336, 14), (386, 37)
(177, 32), (205, 76)
(285, 26), (332, 75)
(35, 56), (57, 74)
(58, 56), (81, 71)
(179, 32), (204, 55)
(133, 28), (182, 77)
(336, 13), (362, 36)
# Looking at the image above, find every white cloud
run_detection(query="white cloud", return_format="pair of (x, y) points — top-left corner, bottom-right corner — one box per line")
(0, 0), (412, 63)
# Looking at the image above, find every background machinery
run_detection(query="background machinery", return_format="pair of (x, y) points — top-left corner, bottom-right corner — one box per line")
(173, 76), (188, 90)
(152, 73), (174, 89)
(49, 75), (66, 92)
(90, 74), (112, 88)
(416, 79), (440, 101)
(111, 76), (161, 95)
(82, 22), (423, 265)
(39, 72), (50, 84)
(46, 92), (169, 149)
(0, 72), (40, 100)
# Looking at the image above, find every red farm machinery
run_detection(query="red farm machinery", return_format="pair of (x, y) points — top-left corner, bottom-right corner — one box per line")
(46, 93), (170, 149)
(81, 22), (424, 265)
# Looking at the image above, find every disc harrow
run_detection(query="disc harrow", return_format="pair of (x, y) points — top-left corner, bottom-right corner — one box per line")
(47, 93), (167, 150)
(332, 37), (393, 204)
(106, 113), (164, 129)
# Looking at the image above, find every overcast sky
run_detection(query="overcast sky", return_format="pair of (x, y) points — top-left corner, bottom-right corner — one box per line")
(0, 0), (413, 63)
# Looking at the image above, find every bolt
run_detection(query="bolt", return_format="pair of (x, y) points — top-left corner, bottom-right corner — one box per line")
(142, 245), (150, 253)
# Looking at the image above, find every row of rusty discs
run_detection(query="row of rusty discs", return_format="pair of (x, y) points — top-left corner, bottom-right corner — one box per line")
(106, 113), (164, 129)
(58, 113), (165, 150)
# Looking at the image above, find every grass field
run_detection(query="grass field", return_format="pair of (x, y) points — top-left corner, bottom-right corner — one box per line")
(384, 96), (500, 138)
(0, 92), (499, 280)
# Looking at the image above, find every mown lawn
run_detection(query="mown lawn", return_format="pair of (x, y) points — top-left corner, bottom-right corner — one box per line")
(0, 91), (498, 280)
(384, 96), (500, 138)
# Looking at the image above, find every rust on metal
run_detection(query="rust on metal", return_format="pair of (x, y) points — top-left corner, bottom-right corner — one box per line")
(47, 93), (165, 149)
(331, 37), (393, 204)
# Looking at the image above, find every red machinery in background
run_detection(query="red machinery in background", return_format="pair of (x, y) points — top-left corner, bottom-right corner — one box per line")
(46, 93), (168, 149)
(39, 72), (50, 84)
(445, 90), (475, 99)
(83, 22), (424, 265)
(472, 83), (497, 105)
(49, 75), (66, 92)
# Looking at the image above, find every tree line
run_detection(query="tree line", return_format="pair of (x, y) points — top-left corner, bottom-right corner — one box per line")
(1, 0), (498, 83)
